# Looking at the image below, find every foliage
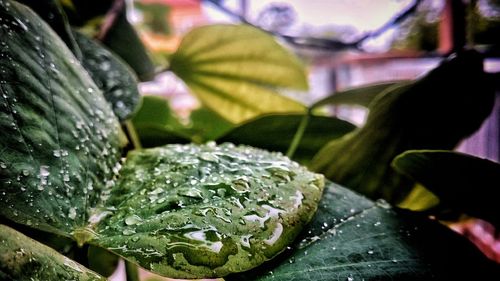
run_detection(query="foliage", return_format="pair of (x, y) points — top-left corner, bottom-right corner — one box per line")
(0, 0), (499, 280)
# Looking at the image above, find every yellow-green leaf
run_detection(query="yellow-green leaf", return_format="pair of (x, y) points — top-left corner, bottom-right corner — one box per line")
(170, 24), (307, 123)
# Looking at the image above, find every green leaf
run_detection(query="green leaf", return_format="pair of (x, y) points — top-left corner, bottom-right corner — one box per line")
(92, 143), (325, 279)
(132, 95), (233, 146)
(228, 181), (500, 281)
(219, 114), (356, 163)
(101, 8), (155, 81)
(170, 24), (307, 123)
(0, 0), (122, 236)
(311, 81), (411, 109)
(392, 150), (500, 226)
(74, 31), (141, 121)
(0, 224), (105, 281)
(310, 50), (495, 203)
(16, 0), (82, 59)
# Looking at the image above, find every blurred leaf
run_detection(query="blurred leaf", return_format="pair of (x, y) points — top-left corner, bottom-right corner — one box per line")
(135, 2), (171, 35)
(229, 181), (500, 281)
(101, 8), (155, 81)
(0, 224), (105, 281)
(219, 114), (356, 163)
(74, 31), (140, 120)
(61, 0), (113, 27)
(0, 0), (122, 236)
(132, 95), (233, 146)
(94, 143), (325, 279)
(170, 24), (307, 123)
(87, 245), (119, 277)
(311, 81), (412, 109)
(392, 150), (500, 227)
(310, 50), (495, 203)
(397, 183), (440, 211)
(16, 0), (82, 58)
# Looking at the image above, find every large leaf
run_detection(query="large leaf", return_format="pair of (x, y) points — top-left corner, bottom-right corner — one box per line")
(0, 0), (122, 235)
(132, 95), (233, 146)
(392, 150), (500, 226)
(310, 50), (495, 203)
(0, 224), (105, 281)
(229, 181), (500, 281)
(169, 24), (307, 123)
(311, 80), (411, 109)
(92, 143), (324, 279)
(219, 114), (356, 163)
(74, 31), (140, 121)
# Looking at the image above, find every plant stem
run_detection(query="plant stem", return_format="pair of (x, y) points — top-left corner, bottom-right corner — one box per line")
(124, 120), (142, 150)
(286, 110), (310, 159)
(125, 260), (140, 281)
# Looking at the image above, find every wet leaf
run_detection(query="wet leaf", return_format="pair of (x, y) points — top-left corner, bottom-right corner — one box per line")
(311, 81), (411, 109)
(74, 31), (140, 121)
(101, 8), (155, 81)
(93, 143), (324, 279)
(0, 224), (105, 281)
(170, 24), (307, 123)
(229, 181), (500, 281)
(392, 150), (500, 227)
(310, 50), (495, 203)
(0, 0), (122, 236)
(219, 114), (356, 163)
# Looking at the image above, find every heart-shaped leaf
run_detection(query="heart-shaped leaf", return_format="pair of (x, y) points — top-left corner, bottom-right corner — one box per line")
(392, 150), (500, 226)
(219, 114), (356, 163)
(310, 50), (495, 203)
(169, 24), (307, 124)
(0, 224), (105, 281)
(229, 181), (500, 281)
(93, 143), (324, 278)
(0, 0), (122, 235)
(74, 31), (140, 121)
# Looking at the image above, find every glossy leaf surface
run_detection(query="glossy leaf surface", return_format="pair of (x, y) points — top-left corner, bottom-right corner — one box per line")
(75, 31), (140, 120)
(93, 143), (325, 278)
(170, 24), (307, 123)
(229, 181), (500, 281)
(0, 0), (122, 236)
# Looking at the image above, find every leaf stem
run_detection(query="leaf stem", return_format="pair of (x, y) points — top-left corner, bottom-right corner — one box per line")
(286, 110), (310, 159)
(125, 260), (140, 281)
(124, 120), (142, 150)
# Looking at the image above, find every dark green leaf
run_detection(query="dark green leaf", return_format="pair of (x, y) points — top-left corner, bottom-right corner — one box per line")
(170, 24), (307, 123)
(0, 0), (122, 236)
(132, 95), (233, 146)
(229, 181), (500, 281)
(0, 224), (105, 281)
(74, 31), (140, 120)
(92, 143), (325, 279)
(87, 245), (119, 277)
(61, 0), (113, 27)
(392, 150), (500, 226)
(16, 0), (82, 59)
(311, 81), (411, 109)
(219, 114), (356, 163)
(101, 9), (155, 81)
(310, 50), (495, 203)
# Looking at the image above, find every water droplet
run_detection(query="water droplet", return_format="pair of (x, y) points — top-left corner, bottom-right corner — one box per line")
(392, 259), (398, 263)
(347, 275), (354, 281)
(367, 250), (374, 255)
(0, 162), (6, 168)
(68, 207), (77, 220)
(125, 215), (142, 225)
(373, 221), (381, 226)
(53, 150), (61, 157)
(122, 229), (136, 235)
